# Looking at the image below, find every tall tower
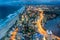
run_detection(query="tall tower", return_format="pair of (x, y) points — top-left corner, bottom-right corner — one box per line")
(47, 30), (52, 40)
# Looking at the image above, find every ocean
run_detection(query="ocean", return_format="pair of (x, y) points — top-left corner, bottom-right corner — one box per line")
(0, 5), (22, 19)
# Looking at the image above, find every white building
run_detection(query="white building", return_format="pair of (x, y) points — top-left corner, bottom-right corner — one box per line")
(47, 30), (52, 40)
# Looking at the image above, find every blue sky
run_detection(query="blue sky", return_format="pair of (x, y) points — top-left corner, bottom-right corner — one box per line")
(0, 0), (60, 5)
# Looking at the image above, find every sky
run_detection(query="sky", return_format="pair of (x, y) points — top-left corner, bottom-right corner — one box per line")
(0, 0), (60, 5)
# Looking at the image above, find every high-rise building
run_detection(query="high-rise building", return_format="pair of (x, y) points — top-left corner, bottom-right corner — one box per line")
(47, 30), (52, 40)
